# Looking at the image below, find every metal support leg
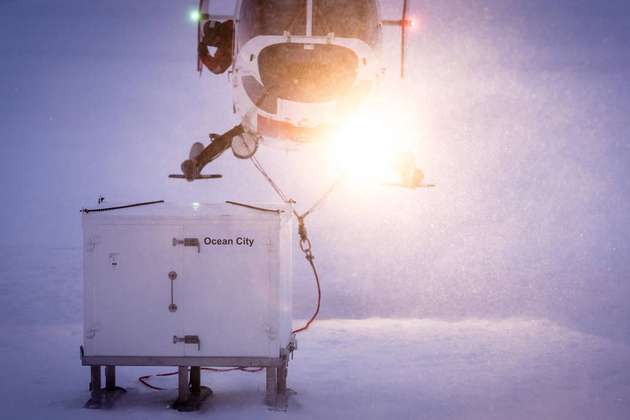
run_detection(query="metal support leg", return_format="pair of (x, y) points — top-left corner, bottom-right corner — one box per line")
(178, 366), (189, 404)
(277, 363), (287, 395)
(90, 366), (102, 397)
(172, 366), (209, 411)
(84, 365), (103, 408)
(190, 366), (201, 395)
(265, 367), (277, 405)
(105, 365), (116, 391)
(85, 364), (125, 409)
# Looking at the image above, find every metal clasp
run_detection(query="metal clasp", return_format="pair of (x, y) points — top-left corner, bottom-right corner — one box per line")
(172, 237), (200, 253)
(173, 335), (201, 351)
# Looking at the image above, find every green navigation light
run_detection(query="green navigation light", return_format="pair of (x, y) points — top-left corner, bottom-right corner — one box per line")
(189, 10), (201, 23)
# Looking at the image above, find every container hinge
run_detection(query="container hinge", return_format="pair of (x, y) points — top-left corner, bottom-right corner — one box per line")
(86, 328), (98, 339)
(266, 326), (278, 340)
(172, 238), (200, 253)
(173, 335), (201, 351)
(86, 237), (98, 253)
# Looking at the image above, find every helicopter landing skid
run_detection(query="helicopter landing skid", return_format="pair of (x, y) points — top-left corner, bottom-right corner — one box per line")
(168, 174), (222, 180)
(383, 182), (435, 190)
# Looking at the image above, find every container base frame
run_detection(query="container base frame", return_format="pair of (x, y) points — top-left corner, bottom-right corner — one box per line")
(81, 345), (295, 411)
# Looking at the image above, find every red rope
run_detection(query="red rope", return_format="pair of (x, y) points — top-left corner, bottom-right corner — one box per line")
(139, 370), (179, 391)
(139, 367), (263, 391)
(291, 249), (321, 334)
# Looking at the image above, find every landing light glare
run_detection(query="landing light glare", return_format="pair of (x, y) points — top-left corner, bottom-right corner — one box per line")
(327, 100), (417, 187)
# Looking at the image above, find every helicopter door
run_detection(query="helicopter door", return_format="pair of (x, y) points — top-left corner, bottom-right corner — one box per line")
(197, 0), (236, 74)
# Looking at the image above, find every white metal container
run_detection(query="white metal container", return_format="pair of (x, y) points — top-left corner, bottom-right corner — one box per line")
(81, 202), (292, 360)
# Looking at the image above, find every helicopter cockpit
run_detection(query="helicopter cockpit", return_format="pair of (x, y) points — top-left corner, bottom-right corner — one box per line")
(178, 0), (427, 188)
(232, 0), (383, 141)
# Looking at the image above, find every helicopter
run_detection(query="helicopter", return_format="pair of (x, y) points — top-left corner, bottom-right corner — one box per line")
(170, 0), (432, 189)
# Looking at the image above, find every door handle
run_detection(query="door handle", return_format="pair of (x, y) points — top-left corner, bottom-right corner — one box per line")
(168, 271), (177, 313)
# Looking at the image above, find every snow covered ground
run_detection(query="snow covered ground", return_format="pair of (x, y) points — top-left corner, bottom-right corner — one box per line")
(2, 318), (630, 420)
(1, 246), (629, 420)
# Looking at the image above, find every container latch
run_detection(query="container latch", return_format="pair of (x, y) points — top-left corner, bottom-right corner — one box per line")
(173, 335), (201, 351)
(172, 238), (200, 253)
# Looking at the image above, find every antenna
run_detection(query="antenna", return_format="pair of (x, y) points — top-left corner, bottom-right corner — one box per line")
(197, 0), (204, 74)
(382, 0), (413, 79)
(401, 0), (409, 78)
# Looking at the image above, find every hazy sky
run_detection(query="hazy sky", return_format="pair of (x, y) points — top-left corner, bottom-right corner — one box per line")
(1, 0), (629, 342)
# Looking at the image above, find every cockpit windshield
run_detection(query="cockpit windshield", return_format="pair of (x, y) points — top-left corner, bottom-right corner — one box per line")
(258, 43), (358, 103)
(238, 0), (379, 48)
(312, 0), (379, 45)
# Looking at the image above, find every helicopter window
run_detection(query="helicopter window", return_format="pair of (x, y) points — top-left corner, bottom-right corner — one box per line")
(242, 75), (278, 114)
(258, 43), (358, 103)
(312, 0), (379, 46)
(238, 0), (307, 48)
(238, 0), (379, 47)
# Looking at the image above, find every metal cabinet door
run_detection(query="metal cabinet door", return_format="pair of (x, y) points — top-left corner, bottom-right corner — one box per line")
(83, 222), (185, 357)
(176, 220), (276, 357)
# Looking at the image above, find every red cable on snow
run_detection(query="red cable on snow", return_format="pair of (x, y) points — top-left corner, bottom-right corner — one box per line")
(139, 367), (263, 391)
